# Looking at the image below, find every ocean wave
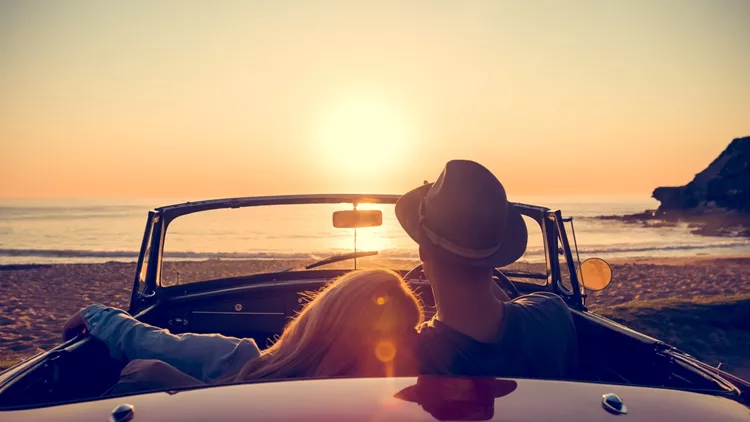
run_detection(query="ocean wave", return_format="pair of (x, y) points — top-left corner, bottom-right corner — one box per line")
(0, 248), (317, 260)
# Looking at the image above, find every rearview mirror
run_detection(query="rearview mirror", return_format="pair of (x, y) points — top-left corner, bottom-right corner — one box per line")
(333, 210), (383, 228)
(577, 258), (612, 292)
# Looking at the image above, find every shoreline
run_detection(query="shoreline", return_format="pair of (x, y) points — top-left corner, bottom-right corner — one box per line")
(4, 250), (750, 269)
(597, 211), (750, 238)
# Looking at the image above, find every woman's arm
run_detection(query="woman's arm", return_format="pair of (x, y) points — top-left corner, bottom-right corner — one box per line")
(78, 304), (261, 383)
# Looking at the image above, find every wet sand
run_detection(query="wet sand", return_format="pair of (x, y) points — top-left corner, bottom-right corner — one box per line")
(2, 256), (750, 368)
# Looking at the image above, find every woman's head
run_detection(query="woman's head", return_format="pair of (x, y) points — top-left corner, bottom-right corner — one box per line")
(236, 269), (423, 381)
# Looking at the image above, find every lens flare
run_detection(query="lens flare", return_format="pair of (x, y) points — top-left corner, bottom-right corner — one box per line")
(374, 339), (397, 363)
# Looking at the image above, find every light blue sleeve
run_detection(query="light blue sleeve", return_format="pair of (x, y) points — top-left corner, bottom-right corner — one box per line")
(81, 304), (261, 383)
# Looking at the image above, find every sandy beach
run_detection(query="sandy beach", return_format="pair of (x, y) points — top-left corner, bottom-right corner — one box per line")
(2, 256), (750, 373)
(588, 255), (750, 307)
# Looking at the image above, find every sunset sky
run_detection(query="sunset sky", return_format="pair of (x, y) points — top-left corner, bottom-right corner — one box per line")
(1, 1), (748, 198)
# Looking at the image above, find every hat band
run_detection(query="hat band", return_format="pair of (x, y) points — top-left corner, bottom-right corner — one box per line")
(418, 201), (502, 259)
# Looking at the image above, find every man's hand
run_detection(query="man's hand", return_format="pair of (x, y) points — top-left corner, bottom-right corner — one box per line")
(62, 310), (87, 341)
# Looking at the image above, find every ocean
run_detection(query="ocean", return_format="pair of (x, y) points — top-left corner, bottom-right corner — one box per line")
(1, 197), (749, 266)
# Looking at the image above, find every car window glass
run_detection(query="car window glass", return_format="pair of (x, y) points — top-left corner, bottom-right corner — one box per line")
(135, 215), (154, 296)
(161, 204), (417, 287)
(138, 232), (152, 294)
(558, 235), (574, 293)
(498, 215), (547, 285)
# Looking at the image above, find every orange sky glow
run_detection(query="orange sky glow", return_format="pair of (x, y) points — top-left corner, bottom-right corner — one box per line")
(1, 1), (748, 199)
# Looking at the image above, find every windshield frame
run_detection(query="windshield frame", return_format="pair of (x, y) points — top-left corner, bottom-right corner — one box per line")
(552, 211), (584, 305)
(138, 194), (562, 301)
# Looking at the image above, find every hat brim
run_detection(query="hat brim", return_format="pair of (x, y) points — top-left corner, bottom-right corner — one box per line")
(395, 183), (528, 268)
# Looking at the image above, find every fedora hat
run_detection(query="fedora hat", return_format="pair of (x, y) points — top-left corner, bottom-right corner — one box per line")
(395, 160), (527, 267)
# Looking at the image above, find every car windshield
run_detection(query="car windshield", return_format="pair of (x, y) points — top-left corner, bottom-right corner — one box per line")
(160, 203), (546, 287)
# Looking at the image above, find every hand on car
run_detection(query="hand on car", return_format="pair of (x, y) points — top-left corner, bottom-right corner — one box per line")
(63, 310), (87, 341)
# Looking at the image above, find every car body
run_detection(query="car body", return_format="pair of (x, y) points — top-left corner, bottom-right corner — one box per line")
(4, 376), (750, 421)
(1, 194), (748, 420)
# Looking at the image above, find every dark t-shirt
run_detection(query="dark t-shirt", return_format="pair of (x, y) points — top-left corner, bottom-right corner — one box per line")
(416, 292), (578, 379)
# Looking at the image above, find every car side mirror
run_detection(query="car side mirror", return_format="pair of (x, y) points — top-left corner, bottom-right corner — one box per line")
(332, 210), (383, 228)
(577, 258), (612, 292)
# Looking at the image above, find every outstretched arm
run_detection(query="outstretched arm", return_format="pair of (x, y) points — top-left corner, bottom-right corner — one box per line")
(73, 304), (261, 383)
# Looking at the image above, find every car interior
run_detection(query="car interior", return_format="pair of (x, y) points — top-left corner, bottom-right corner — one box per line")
(0, 268), (737, 409)
(0, 204), (740, 409)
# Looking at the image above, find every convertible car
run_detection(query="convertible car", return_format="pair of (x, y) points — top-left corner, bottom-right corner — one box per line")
(1, 194), (748, 421)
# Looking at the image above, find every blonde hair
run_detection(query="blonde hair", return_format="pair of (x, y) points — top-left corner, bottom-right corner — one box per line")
(235, 269), (423, 381)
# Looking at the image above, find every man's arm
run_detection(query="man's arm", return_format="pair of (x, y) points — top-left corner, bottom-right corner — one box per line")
(78, 304), (261, 383)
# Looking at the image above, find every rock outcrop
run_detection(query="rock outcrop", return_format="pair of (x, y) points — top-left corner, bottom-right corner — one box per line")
(653, 136), (750, 213)
(598, 136), (750, 237)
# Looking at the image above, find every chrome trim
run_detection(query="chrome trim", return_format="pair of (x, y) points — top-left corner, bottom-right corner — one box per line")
(153, 193), (540, 219)
(132, 303), (159, 319)
(602, 393), (627, 415)
(110, 403), (135, 422)
(0, 351), (47, 387)
(157, 193), (401, 211)
(168, 278), (334, 302)
(667, 349), (741, 395)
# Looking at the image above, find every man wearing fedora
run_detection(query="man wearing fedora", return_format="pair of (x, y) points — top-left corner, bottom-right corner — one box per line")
(395, 160), (578, 378)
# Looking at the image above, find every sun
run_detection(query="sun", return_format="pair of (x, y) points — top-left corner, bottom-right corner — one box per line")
(315, 96), (412, 175)
(333, 227), (394, 252)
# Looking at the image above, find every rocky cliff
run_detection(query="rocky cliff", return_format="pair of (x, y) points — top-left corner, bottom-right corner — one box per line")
(598, 137), (750, 236)
(653, 136), (750, 213)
